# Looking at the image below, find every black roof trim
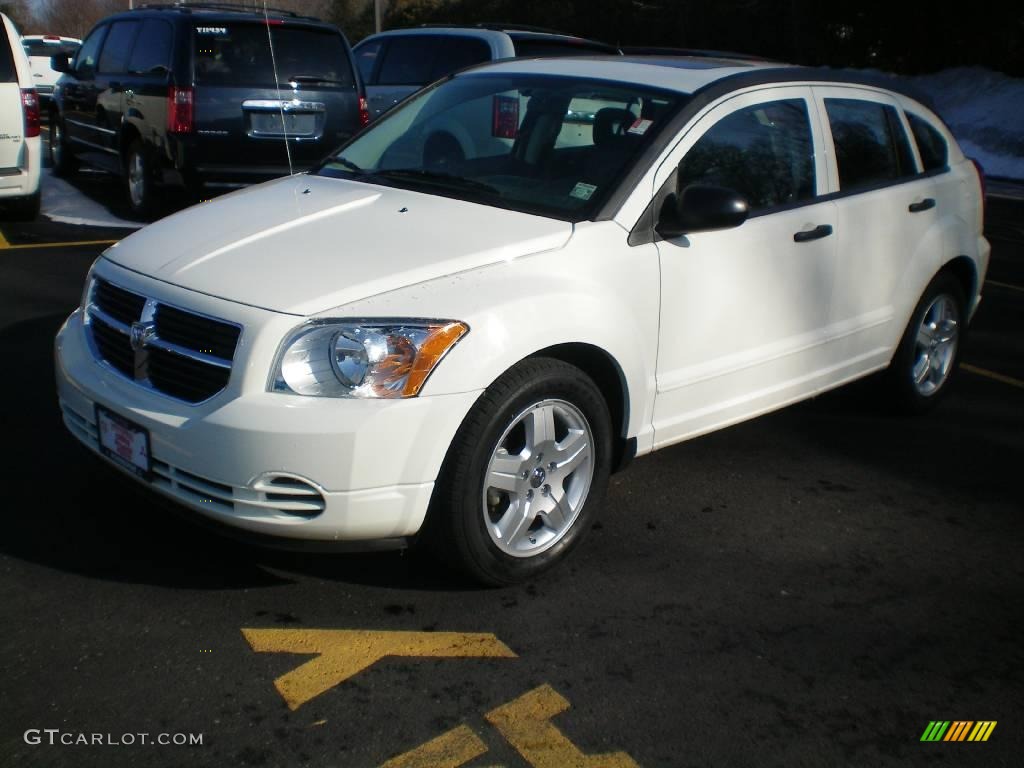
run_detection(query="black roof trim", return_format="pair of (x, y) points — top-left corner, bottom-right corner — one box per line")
(418, 22), (568, 35)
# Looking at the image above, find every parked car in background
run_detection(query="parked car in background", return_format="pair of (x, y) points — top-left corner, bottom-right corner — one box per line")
(55, 56), (988, 585)
(21, 34), (80, 108)
(354, 24), (620, 120)
(0, 12), (41, 220)
(48, 3), (367, 218)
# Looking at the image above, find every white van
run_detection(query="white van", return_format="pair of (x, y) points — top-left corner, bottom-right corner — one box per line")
(0, 12), (41, 220)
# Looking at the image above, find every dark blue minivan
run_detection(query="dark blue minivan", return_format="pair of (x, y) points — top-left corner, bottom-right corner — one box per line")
(49, 4), (367, 217)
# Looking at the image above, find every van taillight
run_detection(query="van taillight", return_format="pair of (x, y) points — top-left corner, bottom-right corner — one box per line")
(167, 86), (194, 134)
(358, 96), (369, 127)
(21, 89), (41, 138)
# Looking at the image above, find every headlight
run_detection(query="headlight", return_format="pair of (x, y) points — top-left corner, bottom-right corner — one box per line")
(270, 320), (469, 398)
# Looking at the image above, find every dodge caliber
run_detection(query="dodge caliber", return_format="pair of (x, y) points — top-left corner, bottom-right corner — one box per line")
(55, 57), (989, 584)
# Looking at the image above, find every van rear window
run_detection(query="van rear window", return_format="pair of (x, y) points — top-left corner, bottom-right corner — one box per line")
(194, 24), (353, 87)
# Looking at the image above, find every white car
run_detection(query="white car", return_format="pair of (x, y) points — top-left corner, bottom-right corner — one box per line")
(55, 56), (989, 584)
(0, 13), (42, 219)
(21, 34), (79, 107)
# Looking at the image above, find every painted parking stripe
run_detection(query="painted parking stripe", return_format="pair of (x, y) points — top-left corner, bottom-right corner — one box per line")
(380, 725), (488, 768)
(242, 628), (517, 711)
(961, 364), (1024, 390)
(0, 237), (118, 251)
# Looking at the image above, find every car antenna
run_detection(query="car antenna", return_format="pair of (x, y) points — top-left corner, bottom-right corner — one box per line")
(262, 0), (294, 177)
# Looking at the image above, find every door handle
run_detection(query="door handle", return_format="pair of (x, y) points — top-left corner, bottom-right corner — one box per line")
(908, 198), (936, 213)
(793, 224), (833, 243)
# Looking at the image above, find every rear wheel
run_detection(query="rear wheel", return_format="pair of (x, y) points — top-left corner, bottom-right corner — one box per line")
(125, 140), (156, 219)
(887, 272), (966, 414)
(49, 116), (77, 176)
(426, 358), (612, 585)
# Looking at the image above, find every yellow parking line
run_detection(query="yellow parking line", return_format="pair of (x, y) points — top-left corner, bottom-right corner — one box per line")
(986, 279), (1024, 293)
(0, 238), (118, 251)
(962, 363), (1024, 390)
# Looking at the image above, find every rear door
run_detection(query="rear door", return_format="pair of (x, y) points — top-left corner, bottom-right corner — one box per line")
(191, 21), (361, 171)
(0, 18), (24, 171)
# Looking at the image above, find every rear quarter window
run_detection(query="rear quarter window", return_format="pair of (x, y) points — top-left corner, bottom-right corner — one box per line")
(97, 21), (139, 74)
(376, 36), (489, 86)
(128, 20), (173, 75)
(0, 31), (15, 82)
(512, 38), (617, 57)
(907, 113), (949, 171)
(194, 24), (353, 87)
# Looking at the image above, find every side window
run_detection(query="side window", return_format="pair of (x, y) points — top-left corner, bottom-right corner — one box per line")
(127, 20), (173, 75)
(907, 113), (949, 172)
(74, 26), (108, 77)
(825, 98), (916, 191)
(354, 39), (381, 84)
(97, 21), (139, 74)
(679, 98), (816, 211)
(427, 37), (490, 81)
(377, 37), (438, 86)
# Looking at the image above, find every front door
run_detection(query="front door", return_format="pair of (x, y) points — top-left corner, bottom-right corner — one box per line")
(651, 87), (838, 447)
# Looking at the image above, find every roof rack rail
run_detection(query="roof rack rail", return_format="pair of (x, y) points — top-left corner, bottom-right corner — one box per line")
(417, 22), (571, 36)
(135, 2), (307, 18)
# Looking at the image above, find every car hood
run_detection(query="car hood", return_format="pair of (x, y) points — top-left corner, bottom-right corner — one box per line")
(102, 174), (573, 316)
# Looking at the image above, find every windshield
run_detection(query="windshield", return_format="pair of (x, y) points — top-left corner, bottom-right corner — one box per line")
(317, 73), (685, 221)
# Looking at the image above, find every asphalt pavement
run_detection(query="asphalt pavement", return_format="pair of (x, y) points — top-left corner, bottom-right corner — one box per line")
(0, 151), (1021, 768)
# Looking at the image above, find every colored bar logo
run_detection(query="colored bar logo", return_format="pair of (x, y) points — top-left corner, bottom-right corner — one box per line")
(920, 721), (996, 742)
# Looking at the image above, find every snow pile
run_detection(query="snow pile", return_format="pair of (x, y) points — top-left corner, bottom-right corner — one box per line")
(906, 67), (1024, 181)
(41, 170), (142, 229)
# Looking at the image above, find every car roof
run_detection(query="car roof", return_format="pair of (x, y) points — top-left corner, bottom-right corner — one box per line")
(117, 4), (331, 25)
(22, 34), (82, 43)
(359, 25), (617, 51)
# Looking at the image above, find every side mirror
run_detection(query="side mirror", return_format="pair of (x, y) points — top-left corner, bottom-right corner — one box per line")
(50, 53), (71, 74)
(656, 184), (749, 239)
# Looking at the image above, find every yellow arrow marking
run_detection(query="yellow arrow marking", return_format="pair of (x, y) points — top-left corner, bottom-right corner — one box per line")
(961, 363), (1024, 390)
(485, 684), (640, 768)
(0, 229), (9, 249)
(242, 628), (517, 711)
(379, 725), (489, 768)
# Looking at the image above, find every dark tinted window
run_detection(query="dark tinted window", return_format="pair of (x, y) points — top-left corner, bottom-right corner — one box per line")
(0, 26), (15, 82)
(377, 37), (440, 86)
(23, 39), (80, 57)
(354, 39), (381, 84)
(512, 38), (617, 57)
(127, 20), (172, 75)
(907, 113), (949, 171)
(194, 24), (353, 87)
(74, 26), (108, 77)
(427, 37), (490, 80)
(98, 21), (139, 74)
(825, 98), (914, 190)
(679, 99), (816, 211)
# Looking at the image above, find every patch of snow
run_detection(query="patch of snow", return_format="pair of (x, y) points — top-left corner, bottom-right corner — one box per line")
(41, 170), (142, 229)
(905, 67), (1024, 181)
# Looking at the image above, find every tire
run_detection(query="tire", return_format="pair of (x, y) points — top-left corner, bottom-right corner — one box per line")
(124, 139), (156, 219)
(886, 271), (966, 414)
(425, 358), (612, 586)
(49, 116), (77, 176)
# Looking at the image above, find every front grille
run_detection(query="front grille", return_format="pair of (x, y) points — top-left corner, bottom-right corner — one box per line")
(85, 278), (241, 404)
(95, 279), (146, 325)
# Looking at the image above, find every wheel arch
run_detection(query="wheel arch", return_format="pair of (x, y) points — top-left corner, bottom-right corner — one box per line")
(527, 342), (635, 473)
(939, 255), (978, 307)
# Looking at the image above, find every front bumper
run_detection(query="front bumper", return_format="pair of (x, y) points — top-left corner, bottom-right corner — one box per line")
(55, 307), (481, 543)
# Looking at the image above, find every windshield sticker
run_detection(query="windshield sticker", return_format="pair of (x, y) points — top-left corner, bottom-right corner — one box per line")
(627, 118), (653, 135)
(570, 182), (597, 201)
(197, 27), (228, 35)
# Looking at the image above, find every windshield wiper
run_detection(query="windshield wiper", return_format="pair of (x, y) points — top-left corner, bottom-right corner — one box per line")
(375, 169), (500, 195)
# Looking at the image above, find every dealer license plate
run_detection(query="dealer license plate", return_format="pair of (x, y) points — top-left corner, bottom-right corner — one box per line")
(95, 405), (151, 478)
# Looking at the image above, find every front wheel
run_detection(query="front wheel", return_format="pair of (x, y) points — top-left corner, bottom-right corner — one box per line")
(426, 358), (612, 586)
(886, 272), (966, 414)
